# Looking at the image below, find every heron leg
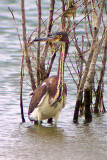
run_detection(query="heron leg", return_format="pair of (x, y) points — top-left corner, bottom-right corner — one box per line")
(34, 120), (42, 125)
(54, 112), (60, 126)
(47, 118), (53, 124)
(37, 111), (42, 126)
(34, 120), (38, 125)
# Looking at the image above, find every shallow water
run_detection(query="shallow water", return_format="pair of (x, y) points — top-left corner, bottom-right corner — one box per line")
(0, 1), (107, 160)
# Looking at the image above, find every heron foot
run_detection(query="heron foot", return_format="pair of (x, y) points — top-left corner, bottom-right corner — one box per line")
(34, 120), (42, 125)
(47, 118), (53, 124)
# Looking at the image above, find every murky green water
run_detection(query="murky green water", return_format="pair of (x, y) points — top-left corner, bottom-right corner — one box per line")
(0, 1), (107, 160)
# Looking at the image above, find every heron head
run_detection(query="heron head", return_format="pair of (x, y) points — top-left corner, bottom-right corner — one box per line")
(31, 31), (68, 44)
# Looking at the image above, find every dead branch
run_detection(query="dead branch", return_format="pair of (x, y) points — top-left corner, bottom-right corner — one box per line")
(94, 26), (107, 113)
(21, 0), (36, 91)
(40, 0), (55, 81)
(8, 7), (25, 123)
(84, 0), (93, 37)
(36, 0), (41, 86)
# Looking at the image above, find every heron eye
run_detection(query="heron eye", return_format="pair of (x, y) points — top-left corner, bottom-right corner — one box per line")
(59, 35), (62, 39)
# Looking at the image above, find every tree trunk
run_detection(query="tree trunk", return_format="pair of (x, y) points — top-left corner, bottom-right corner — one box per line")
(73, 28), (98, 123)
(94, 26), (107, 113)
(73, 92), (83, 123)
(73, 0), (105, 123)
(84, 88), (92, 123)
(21, 0), (36, 91)
(36, 0), (41, 86)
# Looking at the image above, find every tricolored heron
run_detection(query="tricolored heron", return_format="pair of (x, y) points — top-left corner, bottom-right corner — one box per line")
(28, 31), (69, 125)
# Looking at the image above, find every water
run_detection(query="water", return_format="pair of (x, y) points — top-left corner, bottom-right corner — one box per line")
(0, 1), (107, 160)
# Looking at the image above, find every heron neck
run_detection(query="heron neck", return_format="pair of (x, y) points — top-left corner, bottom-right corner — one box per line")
(57, 42), (68, 93)
(49, 42), (68, 105)
(57, 43), (65, 84)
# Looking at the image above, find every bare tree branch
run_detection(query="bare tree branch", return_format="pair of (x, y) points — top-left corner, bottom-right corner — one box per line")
(36, 0), (41, 86)
(21, 0), (36, 91)
(8, 7), (25, 123)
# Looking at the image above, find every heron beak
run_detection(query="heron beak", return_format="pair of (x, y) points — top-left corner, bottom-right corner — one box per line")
(30, 36), (58, 45)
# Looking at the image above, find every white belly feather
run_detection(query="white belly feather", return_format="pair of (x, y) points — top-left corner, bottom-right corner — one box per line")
(29, 93), (66, 123)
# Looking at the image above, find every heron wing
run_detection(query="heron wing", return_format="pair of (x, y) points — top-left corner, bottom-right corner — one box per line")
(44, 75), (67, 106)
(28, 84), (48, 114)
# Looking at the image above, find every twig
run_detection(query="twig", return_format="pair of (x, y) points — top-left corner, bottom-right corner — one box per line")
(68, 0), (102, 34)
(20, 54), (25, 123)
(84, 0), (93, 37)
(68, 53), (78, 76)
(47, 45), (59, 76)
(61, 0), (66, 30)
(72, 23), (87, 64)
(65, 61), (77, 86)
(8, 7), (25, 123)
(40, 0), (55, 81)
